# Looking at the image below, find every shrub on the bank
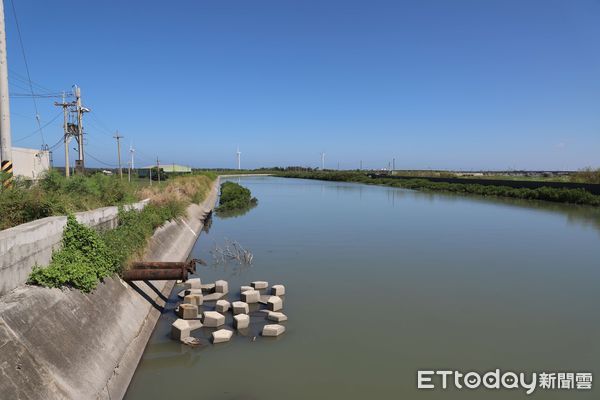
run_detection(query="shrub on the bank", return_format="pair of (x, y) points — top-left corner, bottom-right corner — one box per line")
(216, 181), (257, 212)
(276, 171), (600, 207)
(28, 201), (186, 292)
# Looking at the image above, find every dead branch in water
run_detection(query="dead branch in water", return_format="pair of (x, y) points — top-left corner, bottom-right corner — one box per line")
(210, 238), (254, 265)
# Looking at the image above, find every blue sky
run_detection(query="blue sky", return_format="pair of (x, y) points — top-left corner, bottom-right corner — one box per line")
(6, 0), (600, 170)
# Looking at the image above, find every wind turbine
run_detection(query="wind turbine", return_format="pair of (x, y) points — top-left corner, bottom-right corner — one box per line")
(128, 143), (135, 182)
(236, 146), (241, 170)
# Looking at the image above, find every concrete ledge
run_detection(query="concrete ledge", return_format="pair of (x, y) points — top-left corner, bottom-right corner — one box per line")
(0, 179), (220, 400)
(0, 199), (150, 296)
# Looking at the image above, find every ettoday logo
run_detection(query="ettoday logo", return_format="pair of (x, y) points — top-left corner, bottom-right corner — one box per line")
(417, 370), (593, 395)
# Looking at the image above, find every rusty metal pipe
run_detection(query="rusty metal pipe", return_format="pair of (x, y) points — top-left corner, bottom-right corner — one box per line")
(130, 259), (205, 273)
(122, 267), (188, 282)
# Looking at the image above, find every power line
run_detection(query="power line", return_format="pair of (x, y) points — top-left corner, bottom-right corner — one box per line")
(8, 0), (45, 145)
(85, 151), (117, 168)
(13, 110), (62, 143)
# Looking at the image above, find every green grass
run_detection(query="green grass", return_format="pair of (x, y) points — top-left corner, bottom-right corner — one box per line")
(276, 171), (600, 207)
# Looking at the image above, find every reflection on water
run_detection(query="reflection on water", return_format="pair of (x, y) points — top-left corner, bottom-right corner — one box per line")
(126, 177), (600, 400)
(215, 202), (258, 219)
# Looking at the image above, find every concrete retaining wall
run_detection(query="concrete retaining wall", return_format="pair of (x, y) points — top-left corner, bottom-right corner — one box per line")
(0, 178), (220, 400)
(0, 200), (149, 297)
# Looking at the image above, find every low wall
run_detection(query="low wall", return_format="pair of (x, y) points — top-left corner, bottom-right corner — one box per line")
(0, 199), (149, 297)
(0, 178), (220, 400)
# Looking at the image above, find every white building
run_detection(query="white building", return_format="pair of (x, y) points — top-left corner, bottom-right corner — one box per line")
(11, 147), (50, 180)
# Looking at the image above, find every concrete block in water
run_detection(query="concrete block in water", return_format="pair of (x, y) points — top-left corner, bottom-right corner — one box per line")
(202, 292), (227, 301)
(215, 299), (230, 313)
(232, 301), (249, 315)
(240, 285), (253, 293)
(203, 311), (225, 327)
(201, 283), (216, 292)
(177, 288), (202, 299)
(212, 329), (233, 344)
(262, 324), (286, 337)
(183, 294), (203, 306)
(251, 281), (268, 290)
(267, 296), (283, 311)
(233, 314), (250, 329)
(271, 284), (285, 296)
(267, 312), (288, 322)
(171, 319), (202, 340)
(184, 278), (202, 289)
(241, 290), (260, 304)
(176, 304), (198, 320)
(215, 280), (229, 294)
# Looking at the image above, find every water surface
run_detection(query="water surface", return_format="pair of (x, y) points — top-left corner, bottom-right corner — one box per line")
(126, 177), (600, 399)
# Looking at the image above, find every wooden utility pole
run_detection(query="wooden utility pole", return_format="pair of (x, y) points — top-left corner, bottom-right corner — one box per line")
(0, 0), (13, 188)
(113, 131), (123, 179)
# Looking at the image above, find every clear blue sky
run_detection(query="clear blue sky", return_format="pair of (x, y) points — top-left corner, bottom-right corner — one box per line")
(6, 0), (600, 170)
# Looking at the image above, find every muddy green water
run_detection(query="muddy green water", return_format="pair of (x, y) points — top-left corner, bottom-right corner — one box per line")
(125, 177), (599, 400)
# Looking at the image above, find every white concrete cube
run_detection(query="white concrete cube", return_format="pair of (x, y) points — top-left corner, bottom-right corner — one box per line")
(185, 277), (202, 289)
(251, 281), (269, 290)
(233, 314), (250, 329)
(176, 304), (198, 320)
(203, 311), (225, 327)
(267, 296), (283, 311)
(232, 301), (249, 315)
(178, 288), (202, 299)
(212, 329), (233, 344)
(271, 284), (286, 296)
(240, 285), (253, 293)
(215, 299), (230, 313)
(171, 319), (202, 340)
(183, 294), (203, 306)
(241, 290), (260, 304)
(267, 312), (288, 322)
(262, 324), (286, 337)
(215, 280), (229, 294)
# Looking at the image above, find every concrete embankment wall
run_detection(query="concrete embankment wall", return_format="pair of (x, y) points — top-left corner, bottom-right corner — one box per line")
(0, 178), (220, 400)
(0, 200), (149, 297)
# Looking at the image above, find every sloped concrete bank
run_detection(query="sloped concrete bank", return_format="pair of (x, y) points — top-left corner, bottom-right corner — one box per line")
(0, 178), (220, 400)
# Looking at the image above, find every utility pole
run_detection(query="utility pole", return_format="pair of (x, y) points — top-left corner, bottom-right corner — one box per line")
(0, 0), (13, 188)
(236, 146), (241, 170)
(73, 85), (89, 174)
(392, 157), (395, 171)
(113, 131), (123, 179)
(320, 152), (325, 170)
(156, 157), (160, 184)
(129, 145), (134, 182)
(55, 92), (74, 177)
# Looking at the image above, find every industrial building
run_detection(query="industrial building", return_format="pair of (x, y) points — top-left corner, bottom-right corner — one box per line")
(11, 147), (50, 180)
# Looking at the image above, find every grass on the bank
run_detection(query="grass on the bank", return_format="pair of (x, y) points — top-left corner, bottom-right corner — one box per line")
(216, 181), (257, 213)
(26, 173), (215, 292)
(276, 171), (600, 207)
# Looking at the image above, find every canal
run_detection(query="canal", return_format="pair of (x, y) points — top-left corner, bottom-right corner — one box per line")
(125, 176), (599, 399)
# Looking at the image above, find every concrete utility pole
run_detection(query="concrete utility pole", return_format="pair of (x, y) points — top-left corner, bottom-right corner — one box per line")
(0, 0), (13, 188)
(320, 152), (325, 170)
(156, 157), (160, 184)
(55, 92), (73, 177)
(128, 145), (134, 182)
(236, 146), (241, 170)
(392, 158), (395, 171)
(113, 131), (123, 179)
(73, 85), (89, 174)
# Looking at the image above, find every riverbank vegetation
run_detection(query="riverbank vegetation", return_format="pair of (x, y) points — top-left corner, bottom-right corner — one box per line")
(216, 181), (257, 214)
(0, 170), (215, 230)
(26, 173), (216, 292)
(276, 171), (600, 206)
